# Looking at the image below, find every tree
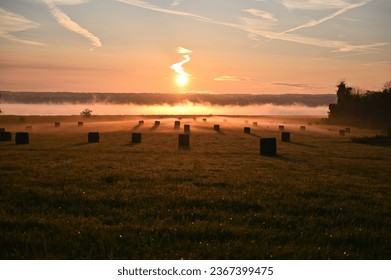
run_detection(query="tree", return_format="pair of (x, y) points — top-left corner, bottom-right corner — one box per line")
(80, 108), (92, 117)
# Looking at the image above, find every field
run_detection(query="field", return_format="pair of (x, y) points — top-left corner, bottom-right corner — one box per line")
(0, 115), (390, 259)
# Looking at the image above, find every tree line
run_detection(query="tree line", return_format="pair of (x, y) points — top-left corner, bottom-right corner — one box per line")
(328, 81), (391, 128)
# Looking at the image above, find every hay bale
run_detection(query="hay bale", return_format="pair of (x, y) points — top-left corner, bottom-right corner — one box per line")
(132, 132), (142, 144)
(139, 120), (144, 125)
(78, 121), (84, 127)
(193, 117), (197, 121)
(244, 120), (249, 124)
(0, 128), (5, 133)
(300, 126), (306, 131)
(184, 124), (191, 134)
(174, 120), (181, 128)
(253, 122), (258, 127)
(281, 132), (291, 142)
(178, 134), (190, 147)
(345, 127), (351, 133)
(88, 132), (100, 143)
(0, 131), (12, 142)
(55, 122), (60, 127)
(339, 130), (345, 136)
(279, 125), (284, 131)
(154, 121), (160, 126)
(15, 132), (29, 145)
(260, 138), (277, 156)
(202, 118), (207, 122)
(213, 124), (220, 131)
(244, 127), (251, 134)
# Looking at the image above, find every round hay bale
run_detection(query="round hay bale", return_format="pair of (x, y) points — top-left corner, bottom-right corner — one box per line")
(253, 122), (258, 127)
(55, 122), (60, 127)
(88, 132), (100, 143)
(178, 134), (190, 147)
(0, 131), (12, 142)
(139, 120), (144, 125)
(174, 120), (181, 128)
(154, 120), (160, 126)
(300, 126), (306, 131)
(15, 132), (29, 145)
(213, 124), (220, 131)
(78, 121), (84, 127)
(281, 132), (291, 142)
(339, 130), (345, 136)
(184, 124), (191, 134)
(132, 132), (142, 144)
(260, 138), (277, 156)
(345, 127), (351, 133)
(244, 127), (251, 134)
(279, 125), (284, 131)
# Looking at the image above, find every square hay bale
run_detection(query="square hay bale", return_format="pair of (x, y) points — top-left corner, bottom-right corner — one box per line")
(15, 132), (29, 145)
(260, 138), (277, 156)
(279, 125), (284, 131)
(174, 120), (181, 128)
(213, 124), (220, 131)
(202, 118), (207, 122)
(139, 120), (144, 125)
(178, 134), (190, 147)
(339, 129), (345, 136)
(281, 132), (291, 142)
(193, 117), (197, 121)
(345, 127), (351, 133)
(132, 132), (142, 144)
(154, 121), (160, 126)
(300, 126), (306, 131)
(88, 132), (100, 143)
(244, 127), (251, 134)
(78, 121), (84, 127)
(184, 124), (191, 134)
(253, 122), (258, 127)
(55, 122), (60, 127)
(0, 131), (12, 142)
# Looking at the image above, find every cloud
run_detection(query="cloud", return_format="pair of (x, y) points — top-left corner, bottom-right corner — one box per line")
(272, 82), (312, 88)
(116, 0), (386, 53)
(282, 0), (351, 10)
(171, 46), (192, 77)
(242, 8), (277, 22)
(42, 0), (102, 50)
(214, 76), (256, 82)
(52, 0), (90, 4)
(0, 8), (44, 46)
(171, 0), (182, 6)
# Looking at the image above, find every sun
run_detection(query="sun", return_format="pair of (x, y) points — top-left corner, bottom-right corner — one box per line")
(176, 75), (188, 87)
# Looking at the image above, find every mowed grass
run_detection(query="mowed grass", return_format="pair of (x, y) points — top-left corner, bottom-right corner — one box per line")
(0, 115), (390, 259)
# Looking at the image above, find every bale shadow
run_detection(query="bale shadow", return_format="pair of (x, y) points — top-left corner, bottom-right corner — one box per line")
(72, 142), (91, 146)
(288, 141), (318, 148)
(274, 154), (306, 163)
(178, 146), (191, 151)
(149, 125), (159, 131)
(249, 133), (261, 138)
(131, 124), (142, 131)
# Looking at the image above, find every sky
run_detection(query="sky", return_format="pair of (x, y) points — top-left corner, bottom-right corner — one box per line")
(0, 0), (390, 94)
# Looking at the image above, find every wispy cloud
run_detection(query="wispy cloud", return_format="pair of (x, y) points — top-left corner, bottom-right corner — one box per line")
(0, 8), (44, 46)
(116, 0), (386, 53)
(42, 0), (102, 50)
(214, 76), (257, 82)
(242, 8), (277, 22)
(171, 46), (192, 77)
(171, 0), (182, 6)
(282, 0), (351, 10)
(52, 0), (90, 5)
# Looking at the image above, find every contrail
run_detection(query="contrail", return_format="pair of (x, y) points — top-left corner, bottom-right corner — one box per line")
(170, 47), (192, 76)
(42, 0), (102, 50)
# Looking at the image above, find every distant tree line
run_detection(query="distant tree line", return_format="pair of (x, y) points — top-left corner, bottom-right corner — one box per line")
(0, 91), (335, 108)
(328, 81), (391, 128)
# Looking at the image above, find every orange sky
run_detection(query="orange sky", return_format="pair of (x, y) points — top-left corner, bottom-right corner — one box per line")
(1, 0), (390, 94)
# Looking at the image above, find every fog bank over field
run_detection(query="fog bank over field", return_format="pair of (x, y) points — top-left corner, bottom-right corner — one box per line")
(1, 92), (335, 107)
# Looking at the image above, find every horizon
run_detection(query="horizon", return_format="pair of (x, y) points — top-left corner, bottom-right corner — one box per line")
(1, 0), (390, 94)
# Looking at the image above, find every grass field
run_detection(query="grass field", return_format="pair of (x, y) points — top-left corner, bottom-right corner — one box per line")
(0, 115), (390, 259)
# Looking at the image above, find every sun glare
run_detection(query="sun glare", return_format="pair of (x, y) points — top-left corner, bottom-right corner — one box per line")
(176, 75), (188, 87)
